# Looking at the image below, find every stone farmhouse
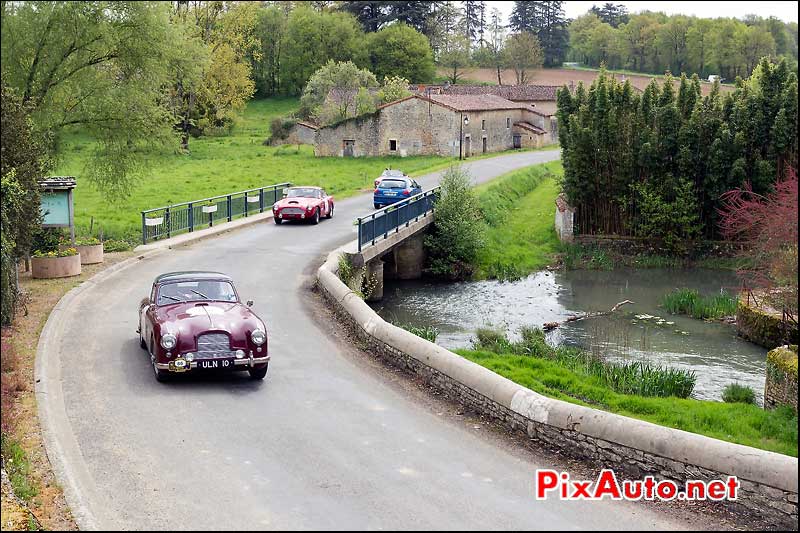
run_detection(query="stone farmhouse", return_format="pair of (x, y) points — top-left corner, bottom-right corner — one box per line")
(411, 83), (564, 116)
(313, 93), (558, 158)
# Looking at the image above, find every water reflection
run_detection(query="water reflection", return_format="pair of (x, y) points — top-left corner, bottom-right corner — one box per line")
(371, 269), (766, 402)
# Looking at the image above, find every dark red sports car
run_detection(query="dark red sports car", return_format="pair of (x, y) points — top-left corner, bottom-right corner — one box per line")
(272, 186), (334, 224)
(138, 271), (269, 382)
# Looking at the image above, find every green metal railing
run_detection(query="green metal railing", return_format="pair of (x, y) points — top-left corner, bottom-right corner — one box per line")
(141, 183), (291, 244)
(356, 188), (439, 252)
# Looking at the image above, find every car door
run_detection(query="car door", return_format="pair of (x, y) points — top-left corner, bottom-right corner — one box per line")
(412, 180), (422, 195)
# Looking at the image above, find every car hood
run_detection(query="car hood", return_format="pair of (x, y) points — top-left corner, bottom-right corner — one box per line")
(155, 301), (264, 340)
(275, 197), (317, 209)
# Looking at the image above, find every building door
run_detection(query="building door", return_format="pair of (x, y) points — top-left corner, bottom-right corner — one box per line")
(513, 134), (521, 149)
(464, 136), (471, 158)
(482, 137), (487, 153)
(343, 140), (355, 157)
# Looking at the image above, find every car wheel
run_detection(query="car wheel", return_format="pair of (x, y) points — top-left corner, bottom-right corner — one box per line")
(150, 339), (169, 382)
(140, 332), (147, 350)
(373, 203), (380, 209)
(249, 363), (268, 380)
(326, 204), (333, 219)
(311, 208), (320, 225)
(274, 216), (282, 225)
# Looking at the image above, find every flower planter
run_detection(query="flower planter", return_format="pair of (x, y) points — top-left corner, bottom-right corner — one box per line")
(31, 254), (81, 279)
(75, 244), (104, 264)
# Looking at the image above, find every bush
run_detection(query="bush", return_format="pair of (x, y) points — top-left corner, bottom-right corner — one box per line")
(74, 236), (101, 246)
(33, 247), (77, 258)
(102, 239), (132, 252)
(269, 117), (298, 142)
(424, 166), (485, 279)
(722, 383), (757, 404)
(633, 177), (702, 256)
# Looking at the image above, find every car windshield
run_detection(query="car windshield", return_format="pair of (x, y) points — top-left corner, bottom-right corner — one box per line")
(286, 188), (319, 198)
(157, 280), (237, 305)
(378, 179), (407, 189)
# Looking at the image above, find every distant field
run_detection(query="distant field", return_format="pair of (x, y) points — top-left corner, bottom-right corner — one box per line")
(55, 98), (458, 242)
(439, 67), (734, 96)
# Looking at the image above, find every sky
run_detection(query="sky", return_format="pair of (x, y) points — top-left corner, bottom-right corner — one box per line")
(489, 1), (799, 24)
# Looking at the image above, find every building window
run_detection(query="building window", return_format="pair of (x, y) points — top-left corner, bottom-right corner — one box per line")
(481, 119), (486, 130)
(507, 117), (510, 128)
(389, 139), (397, 151)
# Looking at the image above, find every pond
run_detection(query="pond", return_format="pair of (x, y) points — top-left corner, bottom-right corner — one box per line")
(370, 268), (767, 403)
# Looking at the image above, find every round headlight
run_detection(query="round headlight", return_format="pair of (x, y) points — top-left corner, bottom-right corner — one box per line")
(161, 333), (177, 350)
(251, 329), (266, 346)
(185, 353), (194, 362)
(235, 349), (245, 359)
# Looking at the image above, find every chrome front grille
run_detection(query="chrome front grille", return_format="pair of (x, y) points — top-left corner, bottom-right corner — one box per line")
(195, 333), (234, 359)
(281, 207), (304, 215)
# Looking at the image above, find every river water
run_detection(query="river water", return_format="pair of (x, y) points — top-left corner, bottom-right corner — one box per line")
(370, 268), (767, 403)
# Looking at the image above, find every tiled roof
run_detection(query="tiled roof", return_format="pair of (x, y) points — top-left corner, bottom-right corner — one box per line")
(424, 94), (533, 112)
(410, 84), (563, 101)
(514, 121), (547, 135)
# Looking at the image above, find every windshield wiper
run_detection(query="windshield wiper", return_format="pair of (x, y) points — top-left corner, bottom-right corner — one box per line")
(190, 289), (209, 299)
(161, 295), (181, 302)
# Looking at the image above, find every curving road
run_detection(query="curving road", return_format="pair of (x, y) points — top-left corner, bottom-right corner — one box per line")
(48, 150), (692, 530)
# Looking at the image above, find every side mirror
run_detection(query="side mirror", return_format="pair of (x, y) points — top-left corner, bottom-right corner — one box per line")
(246, 300), (254, 307)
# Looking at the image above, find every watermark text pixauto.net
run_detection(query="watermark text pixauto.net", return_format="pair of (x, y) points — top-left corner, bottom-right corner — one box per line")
(535, 469), (739, 501)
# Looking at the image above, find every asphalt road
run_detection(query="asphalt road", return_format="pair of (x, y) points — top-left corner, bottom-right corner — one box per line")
(52, 150), (691, 529)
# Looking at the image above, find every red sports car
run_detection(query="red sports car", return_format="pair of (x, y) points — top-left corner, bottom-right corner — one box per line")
(138, 271), (270, 382)
(272, 186), (334, 224)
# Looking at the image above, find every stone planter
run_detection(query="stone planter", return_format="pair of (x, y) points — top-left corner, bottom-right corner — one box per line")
(31, 254), (81, 279)
(75, 244), (104, 264)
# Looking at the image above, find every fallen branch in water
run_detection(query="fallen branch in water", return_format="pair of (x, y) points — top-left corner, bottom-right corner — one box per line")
(543, 300), (635, 331)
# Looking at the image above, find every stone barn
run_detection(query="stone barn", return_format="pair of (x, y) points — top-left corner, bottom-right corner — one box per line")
(314, 94), (554, 157)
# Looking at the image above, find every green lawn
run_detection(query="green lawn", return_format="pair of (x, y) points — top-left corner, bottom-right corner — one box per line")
(55, 98), (461, 242)
(456, 348), (798, 456)
(473, 162), (562, 279)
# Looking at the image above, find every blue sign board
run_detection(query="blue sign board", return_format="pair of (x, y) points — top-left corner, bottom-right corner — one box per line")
(41, 190), (71, 226)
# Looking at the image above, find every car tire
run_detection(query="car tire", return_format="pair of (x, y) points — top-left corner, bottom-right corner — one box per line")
(140, 332), (147, 350)
(274, 217), (282, 225)
(150, 339), (169, 382)
(249, 363), (268, 380)
(326, 204), (333, 219)
(373, 203), (380, 209)
(311, 208), (320, 225)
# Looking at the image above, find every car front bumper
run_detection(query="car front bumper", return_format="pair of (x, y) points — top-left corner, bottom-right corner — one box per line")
(155, 354), (270, 371)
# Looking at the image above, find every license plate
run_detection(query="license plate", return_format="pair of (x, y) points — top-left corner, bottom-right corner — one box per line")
(384, 191), (396, 196)
(198, 359), (235, 370)
(169, 358), (189, 372)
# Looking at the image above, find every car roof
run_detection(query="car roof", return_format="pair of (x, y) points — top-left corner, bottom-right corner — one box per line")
(288, 186), (322, 190)
(154, 271), (233, 284)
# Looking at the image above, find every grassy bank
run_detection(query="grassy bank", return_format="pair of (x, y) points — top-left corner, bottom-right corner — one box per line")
(55, 98), (458, 242)
(473, 162), (562, 280)
(560, 242), (752, 271)
(662, 288), (738, 319)
(455, 334), (798, 456)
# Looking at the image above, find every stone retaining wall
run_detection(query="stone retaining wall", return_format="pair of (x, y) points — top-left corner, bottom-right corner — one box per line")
(737, 301), (798, 349)
(317, 245), (798, 528)
(765, 346), (798, 413)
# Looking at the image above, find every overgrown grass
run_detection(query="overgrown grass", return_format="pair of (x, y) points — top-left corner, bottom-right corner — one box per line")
(661, 288), (738, 319)
(55, 98), (458, 242)
(473, 162), (563, 280)
(0, 434), (37, 501)
(456, 332), (798, 456)
(722, 383), (757, 405)
(473, 326), (696, 398)
(399, 324), (439, 343)
(560, 243), (615, 270)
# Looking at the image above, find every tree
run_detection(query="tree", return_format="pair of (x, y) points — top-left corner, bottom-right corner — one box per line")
(366, 24), (435, 83)
(509, 1), (535, 33)
(424, 166), (485, 280)
(589, 3), (629, 28)
(300, 60), (378, 124)
(252, 5), (290, 97)
(426, 1), (462, 57)
(280, 6), (365, 95)
(377, 76), (411, 104)
(505, 33), (543, 85)
(461, 0), (480, 47)
(438, 34), (472, 84)
(1, 1), (185, 196)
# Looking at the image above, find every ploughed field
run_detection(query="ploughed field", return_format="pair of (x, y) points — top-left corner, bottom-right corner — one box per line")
(444, 67), (734, 96)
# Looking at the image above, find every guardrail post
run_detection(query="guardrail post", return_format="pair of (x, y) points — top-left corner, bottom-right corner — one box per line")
(165, 207), (171, 239)
(227, 195), (232, 222)
(259, 188), (264, 213)
(243, 192), (248, 217)
(357, 219), (363, 252)
(188, 202), (194, 232)
(141, 212), (147, 245)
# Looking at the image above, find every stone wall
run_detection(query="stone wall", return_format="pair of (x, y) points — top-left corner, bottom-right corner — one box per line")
(317, 245), (798, 528)
(765, 345), (798, 413)
(314, 97), (539, 157)
(554, 193), (574, 243)
(737, 301), (798, 349)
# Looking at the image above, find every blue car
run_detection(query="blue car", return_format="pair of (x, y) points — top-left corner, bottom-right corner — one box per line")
(373, 177), (423, 209)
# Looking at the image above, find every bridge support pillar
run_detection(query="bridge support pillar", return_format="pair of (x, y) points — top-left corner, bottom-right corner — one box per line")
(364, 259), (384, 302)
(394, 233), (426, 280)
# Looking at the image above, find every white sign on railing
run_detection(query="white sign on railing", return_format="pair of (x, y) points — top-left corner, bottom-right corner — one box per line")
(246, 195), (260, 203)
(145, 217), (164, 226)
(202, 205), (218, 213)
